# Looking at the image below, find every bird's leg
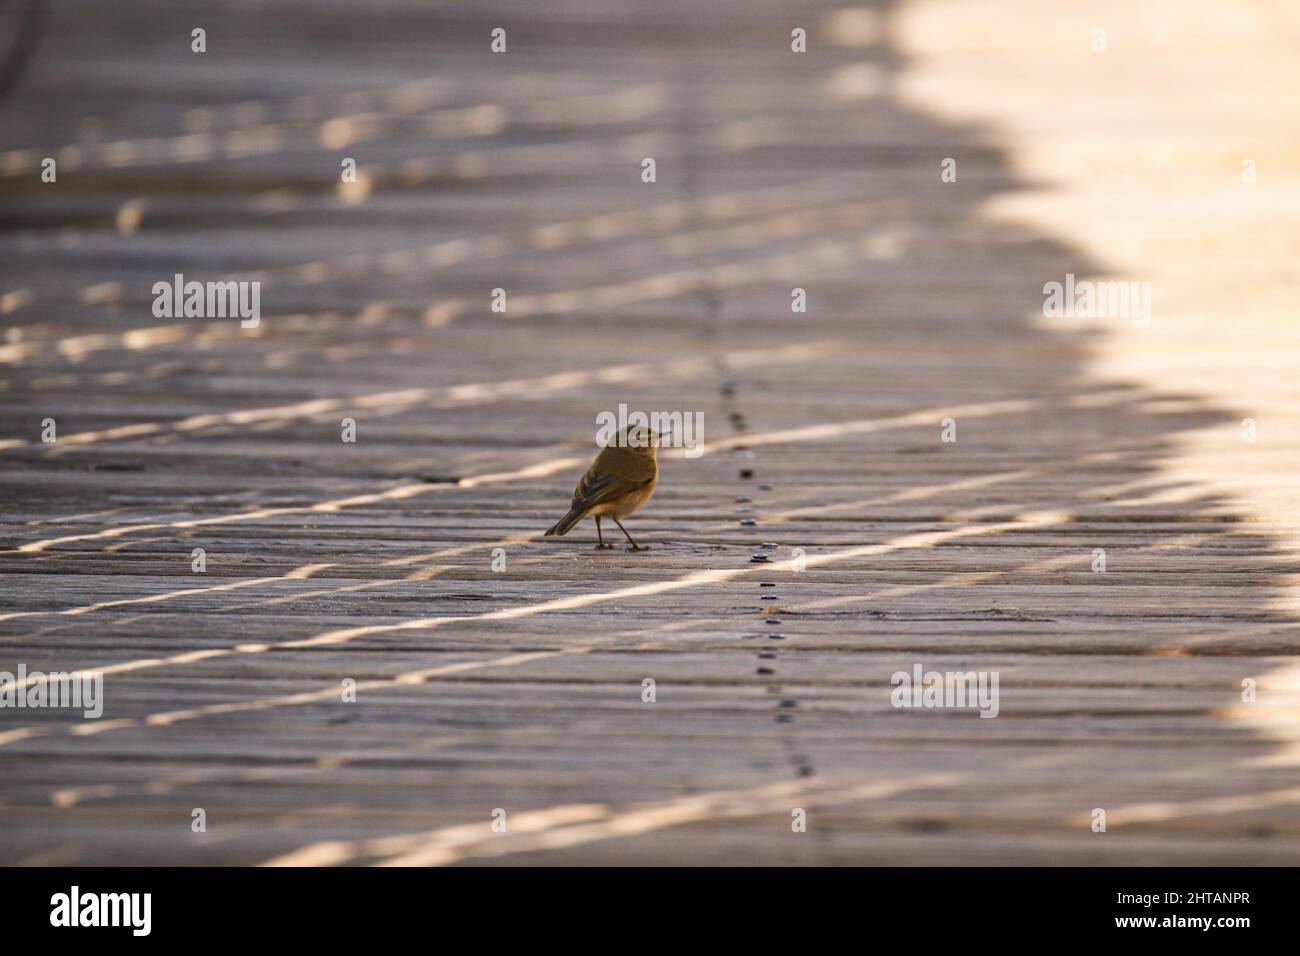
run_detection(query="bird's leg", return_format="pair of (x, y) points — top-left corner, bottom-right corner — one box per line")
(594, 516), (613, 550)
(613, 517), (647, 551)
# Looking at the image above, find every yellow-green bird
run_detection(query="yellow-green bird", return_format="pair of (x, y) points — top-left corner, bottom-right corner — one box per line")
(544, 425), (660, 550)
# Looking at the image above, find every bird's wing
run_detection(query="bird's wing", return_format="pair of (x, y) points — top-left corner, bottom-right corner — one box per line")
(571, 452), (654, 511)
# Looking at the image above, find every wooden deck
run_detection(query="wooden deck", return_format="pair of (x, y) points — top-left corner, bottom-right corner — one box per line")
(1, 0), (1298, 865)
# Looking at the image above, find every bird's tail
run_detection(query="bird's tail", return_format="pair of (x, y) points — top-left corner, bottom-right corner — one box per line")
(544, 508), (584, 537)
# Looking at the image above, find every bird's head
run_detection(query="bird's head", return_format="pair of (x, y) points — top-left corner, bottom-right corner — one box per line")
(622, 424), (667, 458)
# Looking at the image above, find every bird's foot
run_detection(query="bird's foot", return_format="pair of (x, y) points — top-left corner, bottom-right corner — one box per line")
(625, 544), (650, 552)
(594, 543), (614, 550)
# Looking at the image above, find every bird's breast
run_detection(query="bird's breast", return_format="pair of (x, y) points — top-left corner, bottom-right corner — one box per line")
(611, 475), (657, 517)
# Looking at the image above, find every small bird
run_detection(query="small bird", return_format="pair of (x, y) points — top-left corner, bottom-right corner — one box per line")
(544, 425), (661, 550)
